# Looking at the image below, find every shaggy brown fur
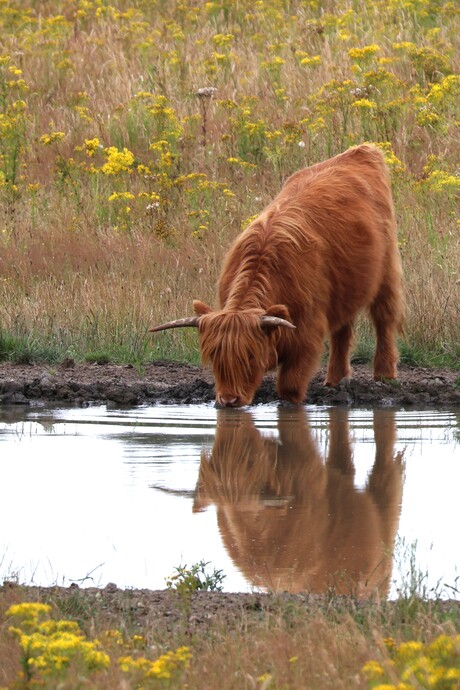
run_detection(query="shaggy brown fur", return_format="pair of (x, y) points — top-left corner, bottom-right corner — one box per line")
(194, 144), (404, 406)
(153, 144), (405, 407)
(193, 407), (404, 597)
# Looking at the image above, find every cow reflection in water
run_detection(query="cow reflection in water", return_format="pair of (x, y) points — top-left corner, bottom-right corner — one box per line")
(193, 408), (404, 598)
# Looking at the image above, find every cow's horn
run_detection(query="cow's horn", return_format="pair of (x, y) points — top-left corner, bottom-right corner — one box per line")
(260, 316), (296, 329)
(149, 316), (200, 333)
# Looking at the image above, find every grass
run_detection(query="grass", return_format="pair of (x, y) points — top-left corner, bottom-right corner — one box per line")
(0, 0), (458, 369)
(1, 583), (459, 690)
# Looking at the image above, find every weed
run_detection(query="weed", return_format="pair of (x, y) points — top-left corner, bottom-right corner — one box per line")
(165, 561), (226, 594)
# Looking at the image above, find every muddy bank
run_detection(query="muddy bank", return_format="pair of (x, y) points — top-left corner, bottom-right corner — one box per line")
(0, 360), (459, 407)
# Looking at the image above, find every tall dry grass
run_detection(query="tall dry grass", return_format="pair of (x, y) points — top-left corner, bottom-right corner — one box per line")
(0, 0), (459, 366)
(1, 584), (459, 690)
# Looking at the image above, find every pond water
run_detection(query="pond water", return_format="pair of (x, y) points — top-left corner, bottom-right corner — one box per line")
(0, 403), (459, 600)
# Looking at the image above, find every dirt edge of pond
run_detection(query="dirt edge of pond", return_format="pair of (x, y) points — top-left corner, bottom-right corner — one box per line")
(0, 360), (459, 407)
(2, 582), (460, 636)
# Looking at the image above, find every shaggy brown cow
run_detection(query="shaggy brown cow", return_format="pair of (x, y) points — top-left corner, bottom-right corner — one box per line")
(193, 407), (404, 597)
(150, 144), (404, 407)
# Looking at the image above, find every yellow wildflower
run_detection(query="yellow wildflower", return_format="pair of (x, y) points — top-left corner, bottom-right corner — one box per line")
(119, 645), (190, 681)
(421, 170), (460, 192)
(212, 33), (234, 47)
(74, 105), (93, 122)
(84, 137), (101, 156)
(241, 214), (259, 229)
(300, 55), (322, 66)
(348, 44), (380, 61)
(7, 602), (51, 621)
(108, 191), (135, 201)
(353, 98), (377, 109)
(39, 132), (66, 145)
(137, 163), (152, 176)
(396, 640), (424, 661)
(362, 659), (386, 680)
(101, 146), (134, 175)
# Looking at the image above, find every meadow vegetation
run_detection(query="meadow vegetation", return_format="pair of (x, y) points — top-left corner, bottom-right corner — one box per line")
(0, 0), (459, 368)
(1, 586), (459, 690)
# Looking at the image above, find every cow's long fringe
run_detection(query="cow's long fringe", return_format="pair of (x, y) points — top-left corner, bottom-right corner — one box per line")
(198, 310), (271, 400)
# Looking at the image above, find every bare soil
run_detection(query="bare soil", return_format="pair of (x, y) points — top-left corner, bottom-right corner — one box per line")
(0, 359), (459, 407)
(3, 582), (458, 638)
(1, 581), (333, 636)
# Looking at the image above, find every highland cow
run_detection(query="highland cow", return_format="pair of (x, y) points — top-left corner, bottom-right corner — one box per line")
(150, 144), (404, 407)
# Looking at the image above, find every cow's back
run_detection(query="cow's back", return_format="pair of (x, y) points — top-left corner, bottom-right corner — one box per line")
(257, 144), (396, 329)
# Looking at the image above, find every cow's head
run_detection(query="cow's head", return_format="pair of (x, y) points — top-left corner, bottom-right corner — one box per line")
(149, 300), (295, 407)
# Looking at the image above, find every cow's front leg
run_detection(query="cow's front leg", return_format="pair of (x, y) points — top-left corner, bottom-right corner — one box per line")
(276, 352), (320, 404)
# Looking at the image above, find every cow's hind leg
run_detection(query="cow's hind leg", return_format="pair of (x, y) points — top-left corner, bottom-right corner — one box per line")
(324, 323), (354, 386)
(370, 276), (404, 380)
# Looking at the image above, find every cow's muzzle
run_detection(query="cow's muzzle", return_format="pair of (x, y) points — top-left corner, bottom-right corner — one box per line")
(215, 394), (244, 408)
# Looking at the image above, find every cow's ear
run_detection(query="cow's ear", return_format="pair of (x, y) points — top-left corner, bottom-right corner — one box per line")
(261, 304), (296, 332)
(193, 299), (213, 316)
(266, 304), (293, 323)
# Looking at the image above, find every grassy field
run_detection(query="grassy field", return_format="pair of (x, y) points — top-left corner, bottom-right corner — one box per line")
(0, 0), (459, 369)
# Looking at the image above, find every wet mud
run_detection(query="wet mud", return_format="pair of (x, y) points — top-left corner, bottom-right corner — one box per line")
(0, 360), (459, 407)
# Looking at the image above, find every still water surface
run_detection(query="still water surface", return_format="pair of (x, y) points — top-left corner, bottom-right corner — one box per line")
(0, 403), (458, 599)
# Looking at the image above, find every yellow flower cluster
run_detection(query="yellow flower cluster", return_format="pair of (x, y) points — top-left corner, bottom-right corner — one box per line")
(100, 146), (135, 175)
(353, 98), (377, 109)
(6, 602), (192, 686)
(7, 602), (109, 679)
(39, 131), (66, 145)
(227, 156), (257, 169)
(7, 602), (51, 628)
(147, 94), (184, 141)
(362, 634), (460, 689)
(119, 645), (191, 680)
(373, 142), (405, 173)
(108, 191), (135, 201)
(212, 33), (235, 47)
(83, 137), (101, 156)
(348, 44), (381, 61)
(420, 169), (460, 192)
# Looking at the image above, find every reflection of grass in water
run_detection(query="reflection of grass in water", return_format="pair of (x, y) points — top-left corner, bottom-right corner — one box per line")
(0, 549), (23, 586)
(0, 553), (106, 592)
(392, 536), (460, 603)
